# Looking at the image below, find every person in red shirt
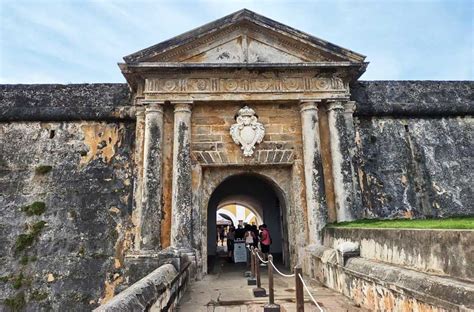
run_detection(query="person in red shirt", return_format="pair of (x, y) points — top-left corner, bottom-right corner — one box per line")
(259, 224), (271, 262)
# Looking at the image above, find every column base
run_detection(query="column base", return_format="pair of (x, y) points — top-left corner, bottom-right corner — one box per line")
(244, 271), (252, 277)
(247, 277), (257, 285)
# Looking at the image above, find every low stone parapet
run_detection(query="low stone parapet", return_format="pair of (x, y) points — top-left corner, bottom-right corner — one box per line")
(323, 227), (474, 282)
(94, 262), (191, 312)
(310, 245), (474, 311)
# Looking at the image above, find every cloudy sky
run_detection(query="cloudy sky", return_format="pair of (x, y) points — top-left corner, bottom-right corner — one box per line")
(0, 0), (472, 83)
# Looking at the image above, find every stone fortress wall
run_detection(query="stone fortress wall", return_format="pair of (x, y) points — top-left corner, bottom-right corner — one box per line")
(0, 81), (472, 310)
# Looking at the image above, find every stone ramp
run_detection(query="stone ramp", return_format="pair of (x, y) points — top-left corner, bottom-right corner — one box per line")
(177, 258), (366, 312)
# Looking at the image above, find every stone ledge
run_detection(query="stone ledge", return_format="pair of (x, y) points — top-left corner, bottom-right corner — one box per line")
(94, 260), (192, 312)
(311, 247), (474, 311)
(323, 227), (474, 282)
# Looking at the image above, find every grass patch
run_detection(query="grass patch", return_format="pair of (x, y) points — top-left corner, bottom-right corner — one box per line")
(35, 165), (52, 175)
(21, 202), (46, 216)
(328, 217), (474, 229)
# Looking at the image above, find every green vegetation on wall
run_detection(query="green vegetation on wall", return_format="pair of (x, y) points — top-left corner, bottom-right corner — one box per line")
(328, 217), (474, 229)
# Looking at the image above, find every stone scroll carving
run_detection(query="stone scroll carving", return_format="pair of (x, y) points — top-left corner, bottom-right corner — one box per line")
(230, 106), (265, 157)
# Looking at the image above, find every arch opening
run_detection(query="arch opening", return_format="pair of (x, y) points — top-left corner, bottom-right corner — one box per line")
(207, 173), (289, 273)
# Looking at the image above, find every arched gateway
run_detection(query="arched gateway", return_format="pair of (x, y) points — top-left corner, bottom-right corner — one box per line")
(124, 9), (366, 275)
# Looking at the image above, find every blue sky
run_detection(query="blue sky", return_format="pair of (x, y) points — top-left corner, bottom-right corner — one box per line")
(0, 0), (472, 83)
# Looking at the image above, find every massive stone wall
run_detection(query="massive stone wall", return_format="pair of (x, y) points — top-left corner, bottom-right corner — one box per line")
(351, 81), (473, 218)
(0, 84), (135, 311)
(0, 81), (472, 310)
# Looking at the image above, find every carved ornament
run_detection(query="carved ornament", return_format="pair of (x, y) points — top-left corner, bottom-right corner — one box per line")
(230, 106), (265, 157)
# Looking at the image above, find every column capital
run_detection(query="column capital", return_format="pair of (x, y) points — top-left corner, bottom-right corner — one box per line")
(299, 100), (321, 113)
(144, 102), (164, 114)
(173, 101), (193, 113)
(343, 101), (357, 114)
(135, 105), (146, 118)
(326, 101), (345, 112)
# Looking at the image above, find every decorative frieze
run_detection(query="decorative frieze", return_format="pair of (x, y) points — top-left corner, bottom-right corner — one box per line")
(145, 76), (346, 95)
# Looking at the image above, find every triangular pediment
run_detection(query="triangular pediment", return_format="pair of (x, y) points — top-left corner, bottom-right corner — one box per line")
(123, 9), (366, 64)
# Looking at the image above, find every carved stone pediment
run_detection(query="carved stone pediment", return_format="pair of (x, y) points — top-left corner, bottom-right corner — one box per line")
(230, 106), (265, 157)
(123, 9), (366, 65)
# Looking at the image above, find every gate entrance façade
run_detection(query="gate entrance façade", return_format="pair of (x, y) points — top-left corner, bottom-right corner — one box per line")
(124, 9), (365, 277)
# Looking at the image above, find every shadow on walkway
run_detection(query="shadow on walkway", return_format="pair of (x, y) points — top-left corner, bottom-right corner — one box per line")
(177, 256), (367, 311)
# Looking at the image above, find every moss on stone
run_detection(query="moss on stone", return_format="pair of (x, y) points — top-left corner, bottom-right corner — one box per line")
(31, 221), (46, 235)
(12, 272), (23, 289)
(35, 165), (52, 175)
(29, 256), (37, 262)
(4, 292), (25, 311)
(0, 275), (10, 283)
(21, 201), (46, 216)
(15, 221), (46, 252)
(19, 255), (28, 265)
(15, 234), (35, 252)
(30, 290), (48, 301)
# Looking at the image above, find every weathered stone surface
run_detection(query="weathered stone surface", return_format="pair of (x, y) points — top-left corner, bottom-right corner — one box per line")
(0, 84), (132, 121)
(355, 116), (473, 218)
(94, 263), (187, 312)
(352, 81), (474, 116)
(0, 121), (134, 311)
(310, 246), (474, 311)
(323, 227), (474, 282)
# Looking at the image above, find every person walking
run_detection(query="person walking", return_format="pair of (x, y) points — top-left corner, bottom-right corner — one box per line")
(227, 226), (235, 260)
(244, 224), (255, 266)
(259, 224), (271, 264)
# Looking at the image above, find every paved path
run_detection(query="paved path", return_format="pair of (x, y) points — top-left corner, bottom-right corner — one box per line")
(177, 257), (366, 312)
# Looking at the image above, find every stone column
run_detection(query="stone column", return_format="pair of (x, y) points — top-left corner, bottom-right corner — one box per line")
(327, 101), (357, 221)
(299, 100), (327, 245)
(171, 102), (193, 249)
(140, 101), (164, 251)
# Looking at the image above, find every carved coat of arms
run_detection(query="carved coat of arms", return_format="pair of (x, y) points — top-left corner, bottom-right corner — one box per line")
(230, 106), (265, 157)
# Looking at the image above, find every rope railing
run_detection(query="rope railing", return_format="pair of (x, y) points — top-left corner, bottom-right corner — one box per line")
(247, 245), (324, 312)
(254, 248), (269, 264)
(298, 273), (324, 312)
(269, 259), (295, 278)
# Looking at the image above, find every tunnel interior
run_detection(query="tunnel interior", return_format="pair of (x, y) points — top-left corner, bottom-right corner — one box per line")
(207, 173), (289, 272)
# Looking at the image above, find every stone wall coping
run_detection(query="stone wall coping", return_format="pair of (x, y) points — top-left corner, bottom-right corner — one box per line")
(323, 227), (474, 282)
(311, 247), (474, 310)
(94, 260), (191, 312)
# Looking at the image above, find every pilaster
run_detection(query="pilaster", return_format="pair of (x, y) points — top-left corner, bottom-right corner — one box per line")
(133, 105), (146, 249)
(299, 100), (327, 245)
(171, 102), (193, 248)
(140, 101), (164, 250)
(326, 101), (357, 222)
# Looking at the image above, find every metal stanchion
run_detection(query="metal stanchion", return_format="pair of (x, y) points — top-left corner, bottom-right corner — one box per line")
(263, 255), (280, 312)
(247, 246), (256, 285)
(295, 265), (304, 312)
(253, 249), (266, 297)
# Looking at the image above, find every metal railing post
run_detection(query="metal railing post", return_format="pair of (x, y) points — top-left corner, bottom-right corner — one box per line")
(295, 266), (304, 312)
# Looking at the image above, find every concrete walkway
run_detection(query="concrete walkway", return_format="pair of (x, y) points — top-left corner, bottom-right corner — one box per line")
(177, 257), (366, 312)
